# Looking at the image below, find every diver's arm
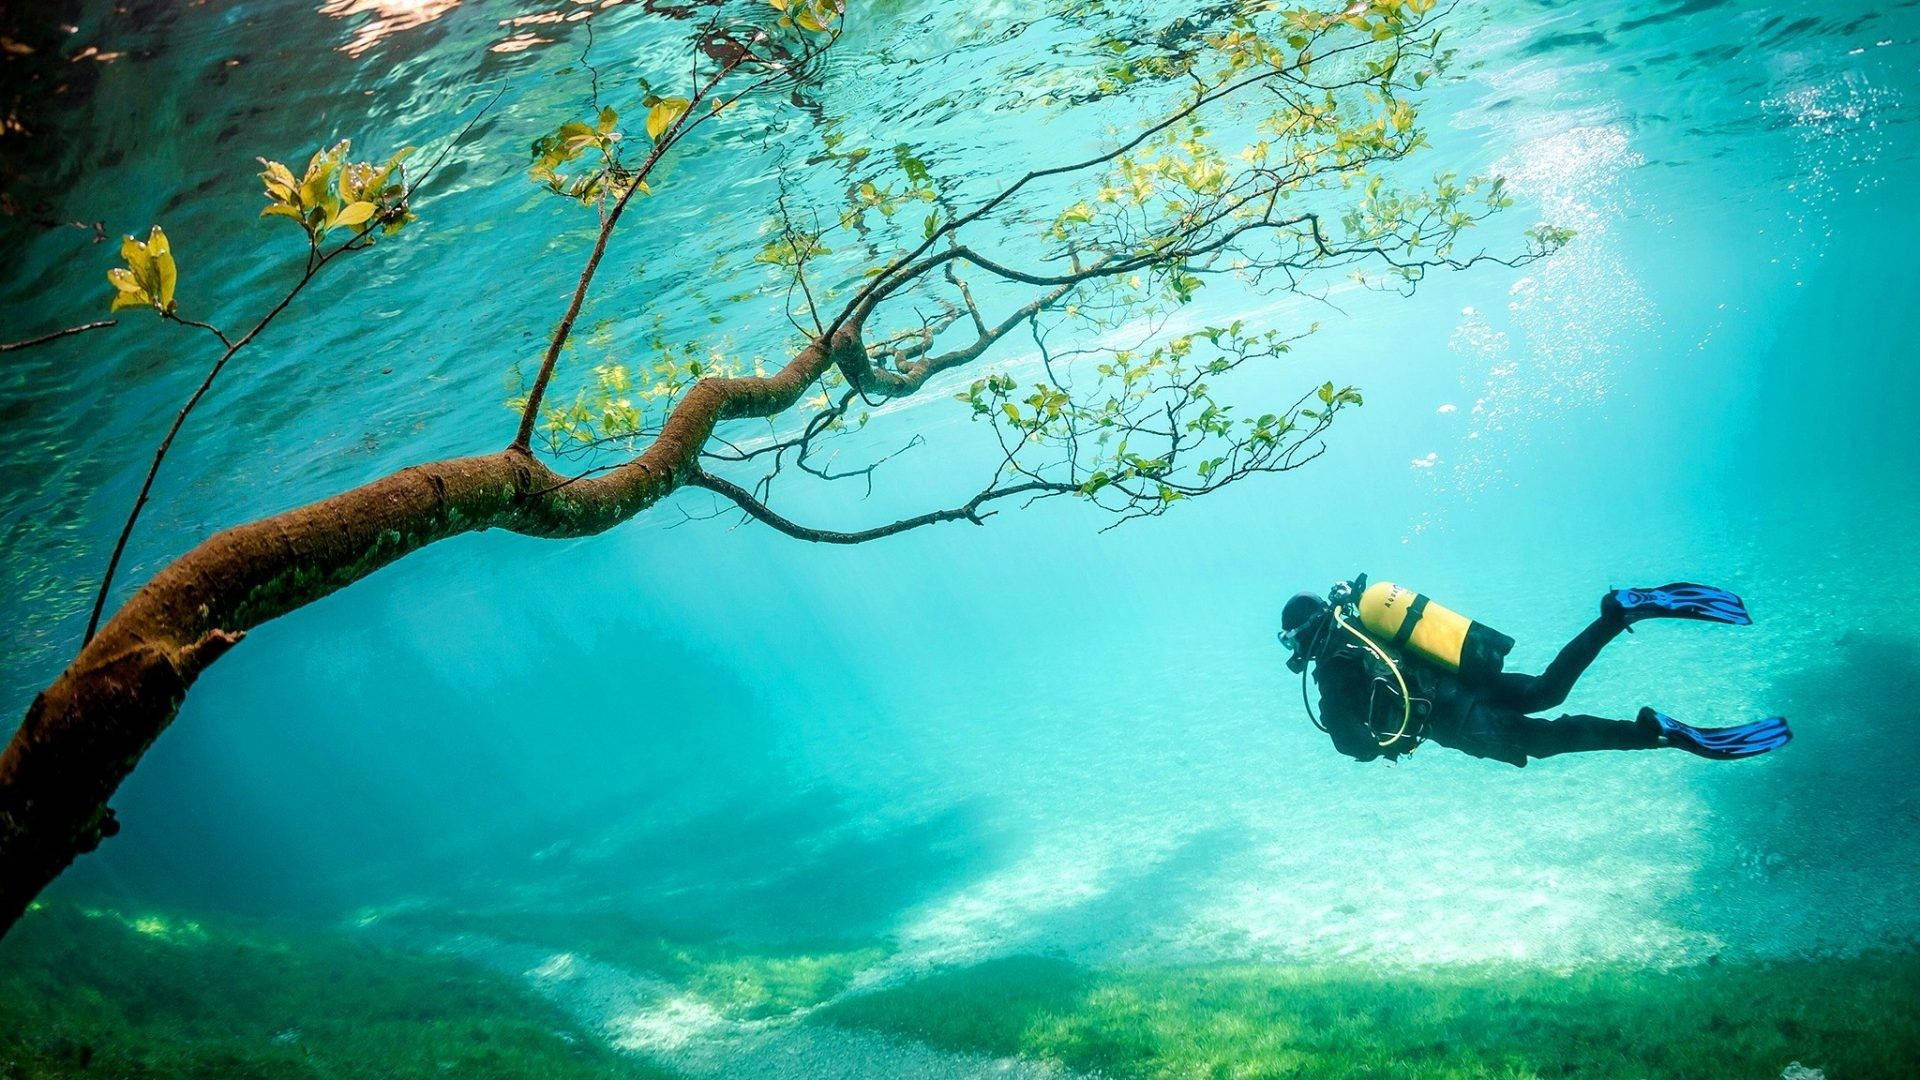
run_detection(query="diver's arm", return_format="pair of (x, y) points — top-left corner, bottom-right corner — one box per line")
(1312, 651), (1383, 763)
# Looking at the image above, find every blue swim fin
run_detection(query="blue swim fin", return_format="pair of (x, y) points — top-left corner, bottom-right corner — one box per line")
(1605, 582), (1752, 629)
(1638, 707), (1791, 760)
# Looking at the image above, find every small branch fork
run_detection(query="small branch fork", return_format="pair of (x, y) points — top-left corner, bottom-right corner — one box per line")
(83, 237), (360, 643)
(77, 88), (510, 643)
(512, 21), (830, 450)
(686, 466), (1068, 544)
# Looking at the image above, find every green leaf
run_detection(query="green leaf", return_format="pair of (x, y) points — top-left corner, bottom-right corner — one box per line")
(261, 159), (297, 191)
(796, 4), (830, 32)
(894, 144), (931, 185)
(300, 141), (347, 212)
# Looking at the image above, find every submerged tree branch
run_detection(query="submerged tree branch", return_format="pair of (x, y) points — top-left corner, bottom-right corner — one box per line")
(512, 123), (687, 451)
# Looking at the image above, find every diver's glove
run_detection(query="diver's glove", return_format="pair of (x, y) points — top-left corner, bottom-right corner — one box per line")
(1638, 707), (1791, 760)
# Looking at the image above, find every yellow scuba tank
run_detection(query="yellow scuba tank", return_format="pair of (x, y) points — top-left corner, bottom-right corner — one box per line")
(1356, 580), (1514, 685)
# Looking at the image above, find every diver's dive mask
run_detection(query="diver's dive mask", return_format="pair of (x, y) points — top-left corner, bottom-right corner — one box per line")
(1279, 590), (1333, 673)
(1280, 627), (1308, 673)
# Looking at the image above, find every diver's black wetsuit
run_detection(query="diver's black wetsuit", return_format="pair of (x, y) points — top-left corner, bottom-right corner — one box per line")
(1311, 613), (1659, 767)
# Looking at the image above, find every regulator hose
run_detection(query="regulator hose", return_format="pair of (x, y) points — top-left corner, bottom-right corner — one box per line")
(1332, 605), (1416, 749)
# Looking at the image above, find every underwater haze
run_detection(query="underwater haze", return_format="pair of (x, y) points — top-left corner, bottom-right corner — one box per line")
(3, 0), (1919, 1076)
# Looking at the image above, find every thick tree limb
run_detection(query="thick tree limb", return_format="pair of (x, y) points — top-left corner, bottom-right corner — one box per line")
(0, 323), (860, 934)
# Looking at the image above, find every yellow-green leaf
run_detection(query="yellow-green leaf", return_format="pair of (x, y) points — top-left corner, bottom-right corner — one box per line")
(146, 226), (176, 310)
(300, 140), (347, 210)
(300, 165), (330, 209)
(646, 97), (690, 140)
(334, 201), (377, 228)
(107, 265), (152, 312)
(261, 159), (298, 192)
(119, 233), (153, 286)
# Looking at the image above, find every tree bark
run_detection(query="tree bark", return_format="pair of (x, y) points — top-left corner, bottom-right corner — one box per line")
(0, 328), (855, 935)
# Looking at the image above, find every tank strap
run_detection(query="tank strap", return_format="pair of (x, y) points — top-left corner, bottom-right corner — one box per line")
(1391, 593), (1429, 648)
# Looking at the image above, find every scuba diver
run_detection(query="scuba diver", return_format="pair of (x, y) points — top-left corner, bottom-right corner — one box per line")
(1278, 576), (1791, 766)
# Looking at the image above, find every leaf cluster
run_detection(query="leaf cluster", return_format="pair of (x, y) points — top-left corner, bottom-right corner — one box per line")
(493, 0), (1570, 540)
(531, 106), (646, 204)
(106, 227), (177, 313)
(521, 323), (760, 455)
(953, 319), (1352, 520)
(767, 0), (842, 35)
(259, 140), (415, 244)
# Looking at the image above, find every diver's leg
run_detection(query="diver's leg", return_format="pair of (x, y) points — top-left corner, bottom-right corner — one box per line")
(1506, 712), (1660, 760)
(1485, 614), (1626, 713)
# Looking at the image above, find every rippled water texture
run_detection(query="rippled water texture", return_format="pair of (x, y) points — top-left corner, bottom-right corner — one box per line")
(2, 0), (1918, 1075)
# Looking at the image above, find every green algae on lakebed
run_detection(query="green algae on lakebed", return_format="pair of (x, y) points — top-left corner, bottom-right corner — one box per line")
(0, 900), (672, 1080)
(6, 895), (1919, 1078)
(810, 952), (1920, 1079)
(378, 906), (888, 1020)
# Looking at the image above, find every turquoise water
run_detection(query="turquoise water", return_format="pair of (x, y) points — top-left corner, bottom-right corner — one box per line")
(3, 0), (1918, 1074)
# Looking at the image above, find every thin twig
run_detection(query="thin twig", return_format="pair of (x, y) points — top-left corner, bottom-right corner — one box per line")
(84, 91), (509, 645)
(513, 52), (749, 450)
(84, 243), (350, 644)
(0, 320), (117, 353)
(163, 312), (235, 349)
